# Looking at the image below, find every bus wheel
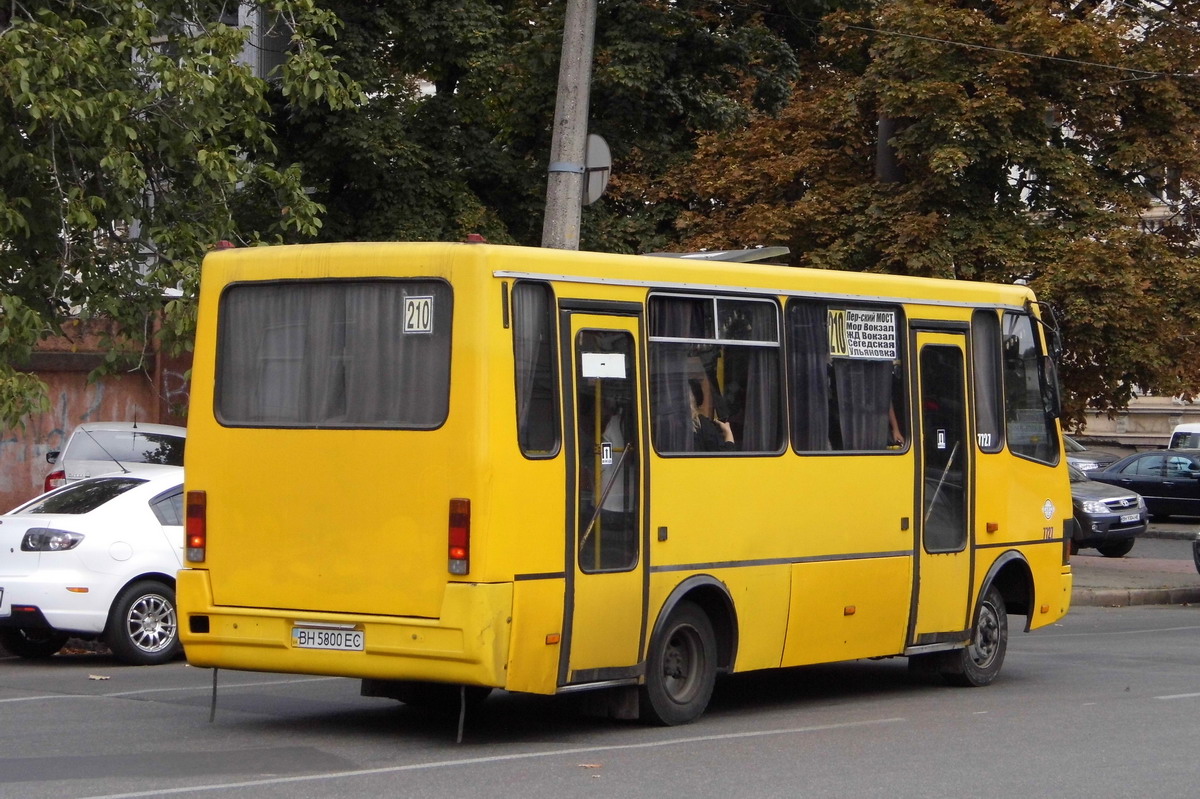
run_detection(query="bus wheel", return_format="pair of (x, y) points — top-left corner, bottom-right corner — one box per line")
(106, 580), (181, 666)
(640, 601), (717, 726)
(0, 627), (69, 659)
(941, 585), (1007, 687)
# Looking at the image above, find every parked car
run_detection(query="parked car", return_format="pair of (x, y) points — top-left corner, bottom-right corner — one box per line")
(0, 465), (184, 665)
(1063, 435), (1124, 472)
(1088, 449), (1200, 520)
(44, 421), (186, 492)
(1168, 422), (1200, 449)
(1067, 464), (1147, 557)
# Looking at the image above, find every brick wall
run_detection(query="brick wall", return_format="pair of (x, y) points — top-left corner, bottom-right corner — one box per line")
(0, 320), (190, 511)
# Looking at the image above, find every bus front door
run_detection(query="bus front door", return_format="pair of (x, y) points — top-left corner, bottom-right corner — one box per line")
(911, 331), (973, 645)
(562, 314), (646, 685)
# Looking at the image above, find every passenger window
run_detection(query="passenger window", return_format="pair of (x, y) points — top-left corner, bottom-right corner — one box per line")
(151, 488), (185, 526)
(787, 301), (906, 452)
(648, 295), (783, 455)
(1130, 455), (1164, 476)
(512, 282), (560, 457)
(1165, 457), (1193, 478)
(972, 310), (1004, 453)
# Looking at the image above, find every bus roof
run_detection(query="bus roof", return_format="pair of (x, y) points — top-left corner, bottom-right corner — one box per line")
(202, 241), (1038, 312)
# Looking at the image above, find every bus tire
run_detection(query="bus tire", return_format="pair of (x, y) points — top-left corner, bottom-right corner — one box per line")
(640, 600), (717, 726)
(941, 584), (1007, 687)
(0, 627), (69, 659)
(105, 580), (181, 666)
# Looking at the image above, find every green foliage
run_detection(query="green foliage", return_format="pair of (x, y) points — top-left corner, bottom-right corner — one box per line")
(277, 0), (800, 250)
(9, 0), (1198, 428)
(0, 1), (361, 428)
(660, 0), (1200, 422)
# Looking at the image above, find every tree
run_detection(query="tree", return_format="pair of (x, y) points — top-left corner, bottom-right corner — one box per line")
(659, 0), (1200, 423)
(0, 0), (361, 428)
(273, 0), (801, 251)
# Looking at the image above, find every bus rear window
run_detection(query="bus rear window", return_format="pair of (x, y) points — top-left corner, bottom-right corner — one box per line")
(215, 279), (452, 428)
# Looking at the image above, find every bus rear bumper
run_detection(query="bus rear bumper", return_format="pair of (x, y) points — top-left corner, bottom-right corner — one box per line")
(177, 569), (512, 688)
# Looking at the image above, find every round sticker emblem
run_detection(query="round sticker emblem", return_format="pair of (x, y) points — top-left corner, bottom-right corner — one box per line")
(1042, 499), (1055, 520)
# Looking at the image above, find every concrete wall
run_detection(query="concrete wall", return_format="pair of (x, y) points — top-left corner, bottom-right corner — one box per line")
(0, 320), (190, 511)
(1081, 396), (1200, 449)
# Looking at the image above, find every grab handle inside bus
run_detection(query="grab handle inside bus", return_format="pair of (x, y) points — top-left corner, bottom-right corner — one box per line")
(580, 442), (634, 549)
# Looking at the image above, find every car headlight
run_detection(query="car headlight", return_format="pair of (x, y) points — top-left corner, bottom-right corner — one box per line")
(21, 529), (84, 551)
(1079, 500), (1110, 514)
(1076, 462), (1099, 471)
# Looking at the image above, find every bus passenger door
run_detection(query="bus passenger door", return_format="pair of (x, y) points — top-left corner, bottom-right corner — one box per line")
(561, 314), (646, 685)
(911, 331), (973, 645)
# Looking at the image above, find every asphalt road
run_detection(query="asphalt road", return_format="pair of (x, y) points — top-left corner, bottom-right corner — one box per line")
(1, 603), (1197, 799)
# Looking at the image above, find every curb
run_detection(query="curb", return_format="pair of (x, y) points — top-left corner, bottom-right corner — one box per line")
(1072, 587), (1200, 608)
(1142, 529), (1200, 542)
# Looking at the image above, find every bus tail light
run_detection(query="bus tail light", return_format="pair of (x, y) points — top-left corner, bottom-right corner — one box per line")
(448, 498), (470, 575)
(186, 490), (207, 562)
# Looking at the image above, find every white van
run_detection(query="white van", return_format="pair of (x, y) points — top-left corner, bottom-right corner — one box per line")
(44, 422), (187, 492)
(1168, 422), (1200, 449)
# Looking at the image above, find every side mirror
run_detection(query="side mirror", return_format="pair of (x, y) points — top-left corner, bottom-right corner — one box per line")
(46, 450), (60, 465)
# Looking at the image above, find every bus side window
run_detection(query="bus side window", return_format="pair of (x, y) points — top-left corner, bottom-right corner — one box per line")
(972, 310), (1005, 453)
(513, 282), (560, 457)
(787, 301), (904, 453)
(648, 294), (783, 455)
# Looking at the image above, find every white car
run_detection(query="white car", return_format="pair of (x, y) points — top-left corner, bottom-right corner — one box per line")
(0, 464), (184, 665)
(44, 421), (187, 492)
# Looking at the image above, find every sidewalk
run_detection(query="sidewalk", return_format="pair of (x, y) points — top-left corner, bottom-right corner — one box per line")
(1071, 530), (1200, 607)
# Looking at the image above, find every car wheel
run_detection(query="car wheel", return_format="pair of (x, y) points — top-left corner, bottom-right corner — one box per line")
(1193, 538), (1200, 575)
(0, 627), (69, 659)
(1096, 539), (1135, 558)
(940, 585), (1007, 687)
(105, 580), (181, 666)
(639, 600), (717, 726)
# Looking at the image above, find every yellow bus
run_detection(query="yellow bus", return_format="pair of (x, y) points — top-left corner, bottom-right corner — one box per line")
(178, 241), (1072, 725)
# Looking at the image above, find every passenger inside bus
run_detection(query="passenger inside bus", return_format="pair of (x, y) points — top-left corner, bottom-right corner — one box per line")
(690, 372), (736, 451)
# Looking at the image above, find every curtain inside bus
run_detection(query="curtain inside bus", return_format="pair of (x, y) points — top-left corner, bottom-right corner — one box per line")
(216, 280), (452, 427)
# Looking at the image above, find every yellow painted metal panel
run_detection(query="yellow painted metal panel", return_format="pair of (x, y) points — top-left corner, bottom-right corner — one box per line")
(783, 557), (911, 666)
(505, 578), (566, 694)
(646, 565), (792, 673)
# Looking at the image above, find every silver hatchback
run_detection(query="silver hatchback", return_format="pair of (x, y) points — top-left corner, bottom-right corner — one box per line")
(44, 422), (186, 493)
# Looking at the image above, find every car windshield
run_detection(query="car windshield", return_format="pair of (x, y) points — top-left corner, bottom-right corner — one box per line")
(15, 477), (146, 514)
(69, 431), (185, 466)
(1068, 464), (1089, 483)
(1063, 436), (1086, 453)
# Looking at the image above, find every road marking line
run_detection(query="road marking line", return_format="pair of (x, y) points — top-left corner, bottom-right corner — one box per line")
(0, 675), (341, 704)
(1154, 692), (1200, 700)
(79, 717), (907, 799)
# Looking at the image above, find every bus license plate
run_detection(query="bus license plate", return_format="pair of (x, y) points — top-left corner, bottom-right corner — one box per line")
(292, 627), (364, 651)
(1119, 513), (1140, 523)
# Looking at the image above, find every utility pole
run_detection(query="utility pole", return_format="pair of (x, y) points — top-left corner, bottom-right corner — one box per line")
(541, 0), (598, 250)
